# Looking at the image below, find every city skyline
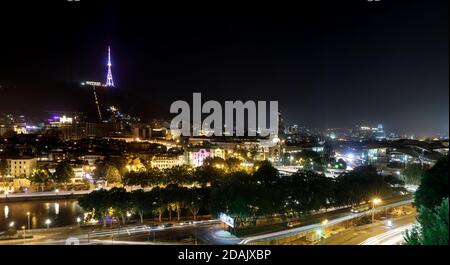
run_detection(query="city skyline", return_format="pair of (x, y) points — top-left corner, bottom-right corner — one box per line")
(0, 0), (448, 250)
(0, 1), (448, 136)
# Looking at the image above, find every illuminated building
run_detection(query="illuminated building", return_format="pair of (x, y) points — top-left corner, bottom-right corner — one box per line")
(151, 155), (185, 169)
(185, 148), (225, 167)
(6, 157), (37, 178)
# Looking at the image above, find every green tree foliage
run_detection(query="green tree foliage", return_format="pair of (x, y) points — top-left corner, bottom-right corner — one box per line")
(79, 185), (209, 224)
(5, 227), (17, 238)
(130, 189), (153, 223)
(81, 161), (406, 226)
(0, 159), (7, 177)
(122, 167), (165, 188)
(194, 164), (224, 186)
(210, 162), (337, 220)
(401, 163), (427, 185)
(164, 165), (193, 185)
(28, 168), (50, 191)
(225, 157), (242, 172)
(186, 188), (206, 220)
(106, 156), (128, 176)
(53, 162), (74, 186)
(99, 164), (122, 184)
(405, 198), (449, 245)
(414, 155), (449, 209)
(108, 187), (131, 224)
(78, 189), (111, 226)
(333, 165), (402, 206)
(253, 160), (279, 185)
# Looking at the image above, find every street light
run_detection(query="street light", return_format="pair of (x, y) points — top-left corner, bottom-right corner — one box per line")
(26, 212), (31, 230)
(45, 219), (51, 229)
(76, 217), (81, 227)
(386, 219), (393, 227)
(21, 226), (26, 243)
(315, 228), (323, 241)
(9, 221), (15, 228)
(319, 219), (329, 240)
(372, 198), (382, 223)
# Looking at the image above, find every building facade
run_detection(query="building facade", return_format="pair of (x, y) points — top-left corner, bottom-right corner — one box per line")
(7, 157), (38, 178)
(151, 155), (185, 169)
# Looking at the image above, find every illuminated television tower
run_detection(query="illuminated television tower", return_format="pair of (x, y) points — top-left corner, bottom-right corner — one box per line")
(106, 46), (114, 87)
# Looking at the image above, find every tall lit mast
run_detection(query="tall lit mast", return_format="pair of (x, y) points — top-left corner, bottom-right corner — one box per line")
(106, 46), (114, 87)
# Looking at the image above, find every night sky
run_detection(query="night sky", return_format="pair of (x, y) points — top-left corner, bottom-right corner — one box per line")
(0, 0), (448, 136)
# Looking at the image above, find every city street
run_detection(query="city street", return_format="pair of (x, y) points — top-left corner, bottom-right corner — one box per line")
(239, 198), (414, 244)
(319, 214), (417, 245)
(0, 220), (223, 245)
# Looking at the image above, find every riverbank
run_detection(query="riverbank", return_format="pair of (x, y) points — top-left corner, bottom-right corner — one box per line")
(0, 190), (90, 203)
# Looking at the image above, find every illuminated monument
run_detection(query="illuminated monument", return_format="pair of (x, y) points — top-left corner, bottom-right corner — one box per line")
(80, 46), (115, 121)
(106, 46), (114, 87)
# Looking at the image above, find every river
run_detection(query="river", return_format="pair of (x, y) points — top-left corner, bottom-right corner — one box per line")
(0, 199), (84, 231)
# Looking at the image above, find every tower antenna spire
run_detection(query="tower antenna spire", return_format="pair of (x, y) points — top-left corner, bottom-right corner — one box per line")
(106, 45), (114, 87)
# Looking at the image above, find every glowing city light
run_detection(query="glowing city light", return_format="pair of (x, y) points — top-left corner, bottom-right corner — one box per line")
(106, 46), (114, 87)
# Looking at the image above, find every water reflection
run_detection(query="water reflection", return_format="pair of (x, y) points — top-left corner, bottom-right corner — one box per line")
(54, 203), (60, 215)
(4, 205), (9, 219)
(0, 199), (83, 231)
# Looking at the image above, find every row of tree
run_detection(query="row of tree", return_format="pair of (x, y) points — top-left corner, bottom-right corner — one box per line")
(79, 161), (407, 227)
(209, 162), (406, 222)
(78, 185), (209, 225)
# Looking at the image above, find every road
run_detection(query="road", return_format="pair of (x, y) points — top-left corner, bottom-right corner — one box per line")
(319, 214), (417, 245)
(239, 199), (414, 244)
(0, 220), (222, 245)
(1, 196), (414, 245)
(358, 223), (415, 245)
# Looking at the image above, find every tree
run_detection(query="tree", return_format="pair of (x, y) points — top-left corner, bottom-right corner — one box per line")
(225, 157), (241, 172)
(210, 171), (256, 219)
(405, 198), (448, 245)
(186, 188), (205, 221)
(126, 157), (144, 172)
(5, 226), (17, 238)
(29, 168), (50, 191)
(253, 160), (279, 185)
(78, 189), (111, 226)
(53, 162), (74, 189)
(106, 155), (128, 176)
(401, 163), (426, 185)
(122, 171), (143, 188)
(333, 165), (398, 207)
(151, 187), (166, 222)
(164, 165), (193, 186)
(109, 187), (131, 224)
(100, 164), (122, 185)
(153, 204), (166, 222)
(168, 185), (186, 221)
(414, 156), (449, 209)
(147, 167), (164, 186)
(194, 164), (224, 186)
(0, 159), (7, 177)
(131, 189), (152, 224)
